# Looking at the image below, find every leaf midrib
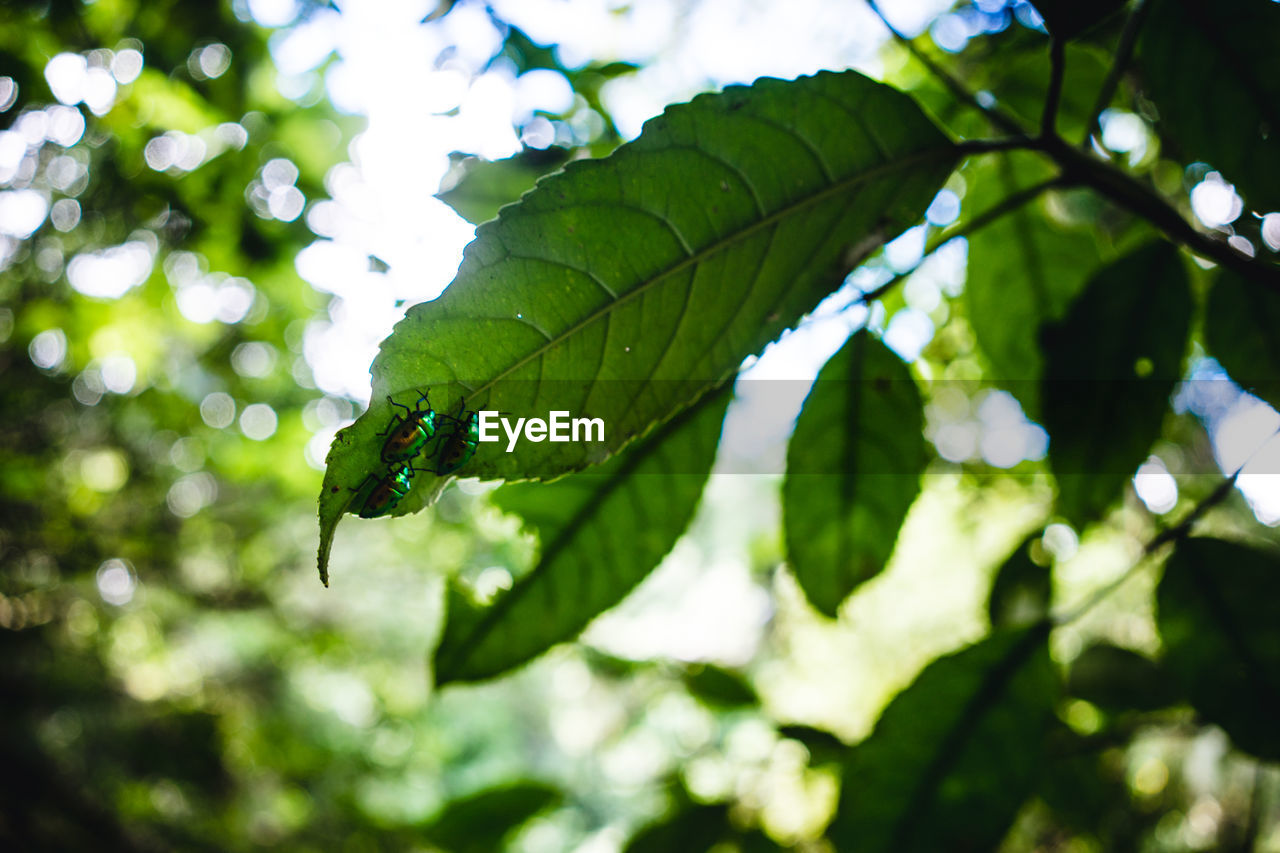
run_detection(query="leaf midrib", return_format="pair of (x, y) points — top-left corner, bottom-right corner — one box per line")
(431, 144), (955, 402)
(889, 623), (1050, 849)
(435, 383), (730, 680)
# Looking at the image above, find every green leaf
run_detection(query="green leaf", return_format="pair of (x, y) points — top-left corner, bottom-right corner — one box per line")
(317, 69), (957, 582)
(987, 535), (1051, 629)
(979, 43), (1112, 141)
(1035, 726), (1129, 837)
(1157, 537), (1280, 760)
(683, 663), (758, 709)
(782, 330), (925, 618)
(779, 725), (847, 766)
(1204, 269), (1280, 411)
(436, 147), (574, 225)
(624, 803), (732, 853)
(433, 384), (732, 684)
(1065, 643), (1179, 712)
(829, 625), (1057, 852)
(964, 152), (1102, 415)
(1139, 0), (1280, 210)
(1041, 241), (1191, 526)
(1030, 0), (1127, 39)
(421, 782), (561, 853)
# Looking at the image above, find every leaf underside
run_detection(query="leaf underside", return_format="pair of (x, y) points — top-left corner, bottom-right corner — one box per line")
(1140, 0), (1280, 211)
(782, 330), (926, 618)
(1041, 241), (1191, 527)
(317, 69), (957, 583)
(433, 384), (732, 684)
(1204, 269), (1280, 412)
(1157, 537), (1280, 760)
(829, 625), (1057, 852)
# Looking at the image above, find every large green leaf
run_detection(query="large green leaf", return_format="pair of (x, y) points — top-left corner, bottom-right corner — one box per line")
(782, 330), (925, 618)
(1204, 269), (1280, 411)
(1139, 0), (1280, 210)
(828, 625), (1057, 852)
(624, 803), (732, 853)
(433, 384), (731, 684)
(420, 782), (562, 853)
(317, 69), (957, 583)
(964, 152), (1102, 416)
(1157, 537), (1280, 760)
(1065, 642), (1179, 713)
(1041, 241), (1191, 526)
(978, 43), (1111, 141)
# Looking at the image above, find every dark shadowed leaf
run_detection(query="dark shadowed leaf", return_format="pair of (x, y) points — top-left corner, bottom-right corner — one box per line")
(1157, 537), (1280, 760)
(433, 385), (731, 684)
(421, 782), (562, 853)
(683, 663), (758, 709)
(779, 725), (848, 766)
(624, 803), (731, 853)
(1041, 242), (1191, 526)
(1204, 269), (1280, 411)
(987, 534), (1051, 628)
(828, 625), (1057, 852)
(1139, 0), (1280, 210)
(318, 69), (957, 582)
(981, 43), (1111, 141)
(965, 152), (1101, 415)
(1066, 643), (1180, 712)
(782, 330), (925, 617)
(1036, 726), (1132, 839)
(436, 147), (574, 225)
(1030, 0), (1127, 39)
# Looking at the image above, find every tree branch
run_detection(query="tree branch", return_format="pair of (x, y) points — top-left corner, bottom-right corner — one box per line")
(1055, 467), (1242, 627)
(1044, 136), (1280, 293)
(856, 176), (1062, 306)
(865, 0), (1028, 136)
(1080, 0), (1152, 147)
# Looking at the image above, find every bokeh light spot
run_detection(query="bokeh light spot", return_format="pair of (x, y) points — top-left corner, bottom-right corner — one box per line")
(96, 558), (136, 606)
(1190, 172), (1242, 228)
(1133, 456), (1178, 514)
(111, 48), (144, 84)
(0, 189), (50, 238)
(200, 392), (236, 429)
(167, 472), (218, 518)
(29, 328), (68, 370)
(240, 403), (278, 440)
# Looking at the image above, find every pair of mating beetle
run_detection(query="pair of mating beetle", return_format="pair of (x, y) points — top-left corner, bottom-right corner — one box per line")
(354, 390), (479, 518)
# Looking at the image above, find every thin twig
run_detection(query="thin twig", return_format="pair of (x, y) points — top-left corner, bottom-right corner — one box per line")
(1044, 136), (1280, 294)
(1041, 38), (1066, 139)
(1055, 466), (1242, 627)
(865, 0), (1028, 136)
(856, 175), (1062, 306)
(1080, 0), (1152, 148)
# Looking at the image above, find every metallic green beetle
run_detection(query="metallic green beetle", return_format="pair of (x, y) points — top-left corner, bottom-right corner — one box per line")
(354, 462), (416, 518)
(429, 403), (479, 475)
(377, 390), (437, 463)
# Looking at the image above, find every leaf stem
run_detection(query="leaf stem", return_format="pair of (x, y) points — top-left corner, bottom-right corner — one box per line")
(1042, 136), (1280, 293)
(865, 0), (1028, 136)
(951, 131), (1280, 293)
(1080, 0), (1152, 147)
(1041, 38), (1066, 139)
(856, 176), (1061, 306)
(1054, 465), (1242, 627)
